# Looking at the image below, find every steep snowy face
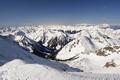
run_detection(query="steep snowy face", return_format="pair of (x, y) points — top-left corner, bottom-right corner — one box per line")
(0, 36), (82, 80)
(0, 35), (33, 65)
(0, 35), (51, 64)
(56, 26), (120, 59)
(1, 24), (120, 80)
(55, 25), (120, 72)
(0, 26), (73, 59)
(0, 24), (120, 72)
(13, 31), (59, 58)
(14, 31), (34, 52)
(56, 36), (96, 60)
(33, 30), (71, 51)
(0, 35), (81, 71)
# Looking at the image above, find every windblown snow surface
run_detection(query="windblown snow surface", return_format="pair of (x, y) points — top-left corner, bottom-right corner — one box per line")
(0, 24), (120, 80)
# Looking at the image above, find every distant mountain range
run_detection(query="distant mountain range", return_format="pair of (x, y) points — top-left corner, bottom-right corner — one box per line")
(0, 24), (120, 80)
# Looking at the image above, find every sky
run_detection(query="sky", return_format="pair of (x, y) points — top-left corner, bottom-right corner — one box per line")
(0, 0), (120, 25)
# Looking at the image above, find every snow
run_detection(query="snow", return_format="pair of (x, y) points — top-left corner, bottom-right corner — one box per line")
(0, 24), (120, 80)
(0, 59), (68, 80)
(0, 35), (32, 64)
(1, 59), (120, 80)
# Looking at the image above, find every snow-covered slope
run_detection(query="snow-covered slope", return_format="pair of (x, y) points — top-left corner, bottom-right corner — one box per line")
(0, 35), (32, 65)
(56, 25), (120, 72)
(0, 35), (82, 80)
(1, 59), (120, 80)
(0, 24), (120, 80)
(0, 59), (67, 80)
(0, 35), (80, 71)
(57, 26), (120, 59)
(31, 29), (71, 51)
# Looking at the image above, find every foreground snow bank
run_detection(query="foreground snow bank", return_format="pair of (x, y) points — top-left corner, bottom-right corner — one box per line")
(1, 59), (120, 80)
(0, 59), (68, 80)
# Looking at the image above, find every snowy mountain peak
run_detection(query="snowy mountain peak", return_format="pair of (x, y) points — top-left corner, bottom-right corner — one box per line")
(0, 24), (120, 80)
